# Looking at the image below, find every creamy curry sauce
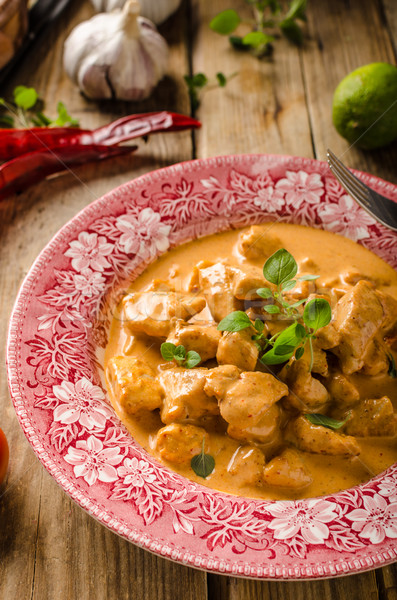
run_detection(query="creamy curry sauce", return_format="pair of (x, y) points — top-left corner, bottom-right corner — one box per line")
(104, 223), (397, 500)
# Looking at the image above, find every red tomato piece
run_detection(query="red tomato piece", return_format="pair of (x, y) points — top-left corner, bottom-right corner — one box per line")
(0, 428), (9, 484)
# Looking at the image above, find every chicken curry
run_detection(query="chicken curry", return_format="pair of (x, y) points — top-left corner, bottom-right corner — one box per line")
(104, 223), (397, 500)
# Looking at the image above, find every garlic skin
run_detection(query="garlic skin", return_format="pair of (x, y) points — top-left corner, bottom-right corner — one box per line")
(63, 0), (169, 101)
(90, 0), (182, 25)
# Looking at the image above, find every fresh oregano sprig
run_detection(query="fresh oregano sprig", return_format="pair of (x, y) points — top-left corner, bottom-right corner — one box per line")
(184, 72), (237, 112)
(160, 342), (201, 369)
(217, 248), (332, 370)
(0, 85), (79, 129)
(210, 0), (308, 58)
(191, 438), (215, 478)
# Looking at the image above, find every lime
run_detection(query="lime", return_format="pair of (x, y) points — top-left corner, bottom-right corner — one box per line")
(332, 62), (397, 149)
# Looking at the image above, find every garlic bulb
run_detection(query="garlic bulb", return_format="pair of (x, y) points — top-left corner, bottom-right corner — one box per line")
(63, 0), (169, 101)
(90, 0), (182, 25)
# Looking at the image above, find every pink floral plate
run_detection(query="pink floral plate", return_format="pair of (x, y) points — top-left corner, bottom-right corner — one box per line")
(6, 154), (397, 580)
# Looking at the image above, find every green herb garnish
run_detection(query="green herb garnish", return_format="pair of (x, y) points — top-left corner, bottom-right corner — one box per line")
(160, 343), (201, 369)
(184, 72), (236, 112)
(217, 248), (332, 369)
(0, 85), (79, 129)
(210, 0), (308, 58)
(191, 439), (215, 478)
(305, 413), (348, 430)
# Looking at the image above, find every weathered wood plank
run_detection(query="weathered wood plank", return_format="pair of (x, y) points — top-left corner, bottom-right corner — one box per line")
(191, 0), (314, 159)
(208, 570), (379, 600)
(302, 0), (397, 183)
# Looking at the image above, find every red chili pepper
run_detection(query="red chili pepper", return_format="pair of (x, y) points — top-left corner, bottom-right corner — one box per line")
(0, 112), (201, 160)
(0, 144), (138, 200)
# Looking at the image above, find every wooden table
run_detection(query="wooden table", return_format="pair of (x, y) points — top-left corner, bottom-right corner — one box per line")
(1, 0), (397, 598)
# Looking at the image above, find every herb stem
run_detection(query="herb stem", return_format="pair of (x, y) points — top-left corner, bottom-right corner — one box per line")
(308, 334), (314, 372)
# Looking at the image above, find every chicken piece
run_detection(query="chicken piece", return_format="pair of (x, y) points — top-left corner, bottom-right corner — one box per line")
(237, 225), (282, 261)
(159, 368), (219, 424)
(327, 371), (360, 407)
(166, 322), (221, 363)
(232, 265), (267, 300)
(282, 359), (329, 413)
(315, 322), (341, 350)
(298, 341), (329, 377)
(328, 281), (394, 374)
(198, 262), (243, 322)
(216, 328), (259, 371)
(377, 289), (397, 335)
(339, 270), (392, 288)
(227, 404), (281, 446)
(344, 397), (397, 437)
(227, 445), (265, 487)
(360, 338), (390, 376)
(156, 423), (209, 464)
(106, 356), (162, 415)
(203, 364), (241, 398)
(262, 448), (313, 489)
(122, 291), (206, 338)
(206, 368), (288, 429)
(286, 415), (360, 456)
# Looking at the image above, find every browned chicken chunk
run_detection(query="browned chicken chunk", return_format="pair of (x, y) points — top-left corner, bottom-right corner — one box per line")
(156, 423), (209, 464)
(232, 265), (267, 300)
(166, 322), (221, 363)
(227, 445), (265, 487)
(216, 328), (259, 371)
(198, 262), (243, 321)
(227, 404), (282, 447)
(327, 371), (360, 407)
(344, 397), (397, 437)
(281, 359), (329, 412)
(328, 281), (397, 374)
(203, 364), (241, 398)
(122, 291), (206, 338)
(106, 356), (162, 415)
(206, 367), (288, 429)
(237, 225), (282, 261)
(286, 415), (360, 456)
(159, 368), (219, 424)
(262, 448), (313, 489)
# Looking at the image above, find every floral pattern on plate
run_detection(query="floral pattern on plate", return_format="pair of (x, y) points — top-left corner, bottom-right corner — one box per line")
(7, 154), (397, 579)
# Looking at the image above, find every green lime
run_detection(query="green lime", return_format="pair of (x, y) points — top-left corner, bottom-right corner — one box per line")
(332, 62), (397, 150)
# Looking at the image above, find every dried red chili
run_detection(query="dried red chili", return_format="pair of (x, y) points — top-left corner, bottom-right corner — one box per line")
(0, 112), (201, 160)
(0, 144), (138, 200)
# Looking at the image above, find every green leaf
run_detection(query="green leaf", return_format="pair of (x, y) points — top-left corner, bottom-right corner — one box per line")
(263, 305), (280, 314)
(285, 0), (307, 21)
(388, 354), (397, 378)
(192, 73), (208, 88)
(173, 345), (186, 361)
(263, 249), (298, 286)
(54, 101), (79, 127)
(295, 346), (305, 359)
(289, 298), (307, 308)
(191, 442), (215, 478)
(297, 274), (320, 281)
(0, 114), (14, 127)
(281, 280), (297, 291)
(217, 311), (252, 332)
(229, 36), (251, 51)
(254, 319), (264, 333)
(257, 287), (273, 299)
(273, 322), (306, 349)
(303, 298), (332, 331)
(32, 111), (52, 126)
(305, 413), (347, 430)
(13, 86), (38, 110)
(185, 351), (201, 369)
(210, 9), (241, 35)
(261, 346), (293, 365)
(216, 72), (227, 87)
(280, 19), (303, 45)
(242, 31), (274, 48)
(160, 342), (176, 361)
(274, 344), (296, 355)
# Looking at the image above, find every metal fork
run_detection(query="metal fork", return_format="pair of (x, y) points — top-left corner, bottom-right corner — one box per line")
(326, 149), (397, 232)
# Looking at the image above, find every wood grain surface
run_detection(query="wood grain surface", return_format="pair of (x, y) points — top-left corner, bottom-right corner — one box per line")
(1, 0), (397, 599)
